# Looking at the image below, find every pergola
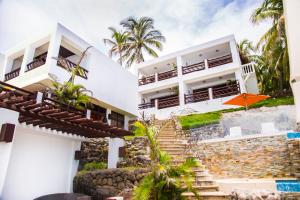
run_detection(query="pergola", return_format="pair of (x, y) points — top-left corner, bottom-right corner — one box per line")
(0, 81), (133, 138)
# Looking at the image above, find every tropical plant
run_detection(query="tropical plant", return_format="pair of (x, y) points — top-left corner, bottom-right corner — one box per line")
(120, 16), (166, 67)
(237, 39), (255, 64)
(103, 27), (129, 66)
(132, 121), (201, 200)
(251, 0), (290, 93)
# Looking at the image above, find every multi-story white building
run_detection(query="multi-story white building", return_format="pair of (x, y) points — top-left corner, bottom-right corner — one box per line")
(1, 23), (138, 129)
(135, 35), (259, 119)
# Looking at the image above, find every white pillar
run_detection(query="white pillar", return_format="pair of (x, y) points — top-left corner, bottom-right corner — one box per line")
(155, 72), (158, 82)
(46, 26), (62, 73)
(0, 54), (5, 81)
(235, 70), (247, 93)
(283, 0), (300, 127)
(229, 39), (242, 66)
(106, 109), (112, 125)
(20, 46), (35, 74)
(108, 138), (125, 169)
(177, 56), (187, 109)
(124, 115), (129, 131)
(0, 108), (19, 195)
(208, 88), (213, 100)
(204, 59), (209, 69)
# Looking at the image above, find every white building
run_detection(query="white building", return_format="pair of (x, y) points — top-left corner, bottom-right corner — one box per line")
(0, 23), (137, 200)
(135, 35), (259, 119)
(1, 23), (138, 130)
(284, 0), (300, 129)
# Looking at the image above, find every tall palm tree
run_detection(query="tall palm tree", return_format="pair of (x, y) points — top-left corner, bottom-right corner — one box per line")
(103, 27), (129, 66)
(120, 16), (166, 67)
(237, 39), (255, 64)
(251, 0), (290, 92)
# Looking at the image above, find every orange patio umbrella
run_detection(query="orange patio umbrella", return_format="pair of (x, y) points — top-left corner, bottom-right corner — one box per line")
(223, 93), (270, 110)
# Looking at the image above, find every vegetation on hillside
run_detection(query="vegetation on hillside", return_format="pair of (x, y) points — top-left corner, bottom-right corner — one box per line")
(179, 96), (294, 129)
(103, 16), (165, 67)
(132, 121), (201, 200)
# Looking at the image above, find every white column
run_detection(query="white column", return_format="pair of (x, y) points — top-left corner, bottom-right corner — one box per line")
(106, 109), (112, 125)
(20, 46), (35, 74)
(124, 115), (129, 131)
(155, 72), (158, 82)
(108, 138), (125, 169)
(177, 56), (187, 109)
(204, 59), (209, 69)
(0, 108), (19, 195)
(283, 0), (300, 127)
(46, 27), (62, 73)
(235, 71), (247, 93)
(0, 54), (5, 81)
(229, 39), (242, 66)
(208, 88), (213, 100)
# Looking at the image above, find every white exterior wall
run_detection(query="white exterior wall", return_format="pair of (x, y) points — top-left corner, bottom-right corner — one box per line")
(136, 35), (258, 119)
(0, 124), (84, 200)
(284, 0), (300, 124)
(1, 23), (138, 120)
(0, 54), (4, 78)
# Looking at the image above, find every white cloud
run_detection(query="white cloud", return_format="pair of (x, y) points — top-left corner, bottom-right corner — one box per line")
(0, 0), (270, 60)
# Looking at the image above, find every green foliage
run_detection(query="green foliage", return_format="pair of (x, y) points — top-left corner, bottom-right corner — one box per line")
(104, 16), (166, 67)
(179, 96), (294, 129)
(51, 81), (90, 109)
(82, 162), (107, 171)
(132, 122), (201, 200)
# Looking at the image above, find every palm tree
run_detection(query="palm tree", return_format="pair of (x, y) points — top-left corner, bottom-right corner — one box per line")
(103, 27), (129, 66)
(132, 121), (201, 200)
(120, 16), (166, 67)
(251, 0), (290, 92)
(237, 39), (255, 64)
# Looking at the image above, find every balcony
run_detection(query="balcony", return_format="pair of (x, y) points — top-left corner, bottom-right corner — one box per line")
(182, 62), (205, 75)
(158, 69), (177, 81)
(138, 75), (155, 86)
(184, 89), (209, 104)
(26, 52), (47, 72)
(207, 54), (232, 68)
(158, 95), (179, 109)
(212, 81), (240, 99)
(138, 102), (155, 110)
(57, 58), (89, 79)
(5, 68), (21, 81)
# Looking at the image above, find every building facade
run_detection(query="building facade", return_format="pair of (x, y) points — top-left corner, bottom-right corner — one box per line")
(135, 35), (259, 119)
(1, 23), (138, 130)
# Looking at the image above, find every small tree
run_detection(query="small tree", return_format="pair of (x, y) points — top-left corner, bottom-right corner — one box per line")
(132, 121), (201, 200)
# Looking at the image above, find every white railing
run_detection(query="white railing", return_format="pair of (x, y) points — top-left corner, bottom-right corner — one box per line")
(241, 63), (255, 77)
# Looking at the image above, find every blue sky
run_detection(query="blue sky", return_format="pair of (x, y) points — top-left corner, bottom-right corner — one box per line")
(0, 0), (269, 58)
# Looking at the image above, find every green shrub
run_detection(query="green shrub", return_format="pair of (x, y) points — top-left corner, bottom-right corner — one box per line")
(82, 162), (107, 171)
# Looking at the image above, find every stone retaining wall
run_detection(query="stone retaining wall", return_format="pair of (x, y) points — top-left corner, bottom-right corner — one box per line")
(73, 168), (149, 200)
(195, 134), (299, 178)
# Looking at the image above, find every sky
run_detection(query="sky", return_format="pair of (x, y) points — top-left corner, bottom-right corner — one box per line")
(0, 0), (270, 59)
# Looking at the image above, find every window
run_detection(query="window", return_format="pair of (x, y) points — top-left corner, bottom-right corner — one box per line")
(90, 104), (107, 123)
(110, 111), (125, 129)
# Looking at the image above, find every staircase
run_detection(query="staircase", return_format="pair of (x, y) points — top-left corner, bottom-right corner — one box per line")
(156, 120), (229, 200)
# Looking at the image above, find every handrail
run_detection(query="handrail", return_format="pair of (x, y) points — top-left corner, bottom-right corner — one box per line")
(184, 90), (209, 104)
(208, 54), (232, 68)
(57, 58), (89, 79)
(138, 102), (155, 110)
(182, 61), (205, 75)
(4, 68), (21, 81)
(138, 75), (155, 86)
(26, 53), (47, 71)
(212, 82), (240, 98)
(158, 69), (177, 81)
(158, 96), (179, 109)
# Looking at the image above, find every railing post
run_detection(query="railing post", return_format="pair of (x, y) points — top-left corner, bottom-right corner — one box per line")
(204, 59), (209, 69)
(155, 73), (158, 82)
(155, 99), (158, 109)
(208, 88), (213, 100)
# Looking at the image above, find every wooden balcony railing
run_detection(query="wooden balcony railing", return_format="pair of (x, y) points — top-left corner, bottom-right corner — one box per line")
(138, 75), (155, 86)
(138, 102), (155, 110)
(158, 69), (177, 81)
(4, 68), (21, 81)
(208, 54), (232, 68)
(158, 96), (179, 109)
(57, 58), (89, 79)
(212, 82), (240, 99)
(26, 52), (47, 72)
(182, 61), (205, 75)
(184, 90), (209, 104)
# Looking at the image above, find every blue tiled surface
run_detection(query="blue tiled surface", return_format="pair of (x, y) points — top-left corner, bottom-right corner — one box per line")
(287, 132), (300, 139)
(276, 180), (300, 192)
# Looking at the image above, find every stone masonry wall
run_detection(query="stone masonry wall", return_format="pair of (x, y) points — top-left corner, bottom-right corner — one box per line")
(74, 168), (149, 200)
(195, 135), (296, 178)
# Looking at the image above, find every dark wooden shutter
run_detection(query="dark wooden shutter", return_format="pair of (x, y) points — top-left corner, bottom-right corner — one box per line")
(0, 123), (15, 143)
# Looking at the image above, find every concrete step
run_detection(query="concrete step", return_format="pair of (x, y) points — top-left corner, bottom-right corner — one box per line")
(190, 185), (219, 192)
(182, 192), (230, 200)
